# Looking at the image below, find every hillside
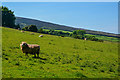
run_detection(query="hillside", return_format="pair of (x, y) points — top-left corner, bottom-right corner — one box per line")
(2, 27), (119, 78)
(15, 17), (119, 38)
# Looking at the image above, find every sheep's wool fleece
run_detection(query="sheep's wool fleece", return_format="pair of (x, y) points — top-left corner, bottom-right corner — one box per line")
(28, 44), (40, 48)
(20, 43), (40, 53)
(26, 44), (40, 52)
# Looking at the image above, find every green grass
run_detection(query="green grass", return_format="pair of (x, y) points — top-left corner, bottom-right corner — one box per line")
(43, 29), (73, 33)
(2, 27), (119, 78)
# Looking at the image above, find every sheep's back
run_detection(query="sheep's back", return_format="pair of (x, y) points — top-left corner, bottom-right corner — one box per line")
(28, 44), (40, 52)
(28, 44), (40, 48)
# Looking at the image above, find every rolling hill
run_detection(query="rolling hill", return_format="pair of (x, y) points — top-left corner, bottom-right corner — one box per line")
(2, 27), (119, 78)
(15, 17), (119, 38)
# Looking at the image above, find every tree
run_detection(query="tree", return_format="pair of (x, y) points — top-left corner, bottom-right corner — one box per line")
(28, 25), (38, 32)
(43, 30), (49, 34)
(75, 30), (86, 36)
(38, 28), (43, 33)
(1, 6), (16, 28)
(14, 24), (20, 29)
(73, 30), (86, 36)
(22, 25), (38, 32)
(72, 30), (86, 39)
(24, 26), (29, 31)
(22, 26), (28, 31)
(49, 29), (54, 35)
(73, 30), (77, 35)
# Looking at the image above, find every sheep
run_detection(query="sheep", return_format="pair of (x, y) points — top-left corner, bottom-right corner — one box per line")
(39, 35), (43, 37)
(20, 42), (40, 57)
(21, 30), (24, 33)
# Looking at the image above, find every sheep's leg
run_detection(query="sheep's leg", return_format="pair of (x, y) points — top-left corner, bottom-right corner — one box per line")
(34, 53), (36, 58)
(25, 52), (28, 56)
(37, 52), (39, 58)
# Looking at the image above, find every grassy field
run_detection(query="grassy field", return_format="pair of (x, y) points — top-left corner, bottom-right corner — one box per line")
(2, 27), (119, 78)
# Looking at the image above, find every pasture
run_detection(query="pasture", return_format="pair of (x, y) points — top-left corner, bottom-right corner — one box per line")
(1, 27), (119, 78)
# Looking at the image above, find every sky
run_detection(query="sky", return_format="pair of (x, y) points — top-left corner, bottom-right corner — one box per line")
(2, 2), (118, 34)
(1, 0), (120, 2)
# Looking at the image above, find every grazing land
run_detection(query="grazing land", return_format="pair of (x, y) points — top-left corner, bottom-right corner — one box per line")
(2, 27), (119, 78)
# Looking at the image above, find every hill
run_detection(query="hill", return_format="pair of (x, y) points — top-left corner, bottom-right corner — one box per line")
(15, 17), (119, 38)
(2, 27), (119, 78)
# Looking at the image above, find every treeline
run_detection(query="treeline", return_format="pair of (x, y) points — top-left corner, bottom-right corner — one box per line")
(21, 25), (103, 42)
(22, 25), (71, 37)
(38, 28), (70, 37)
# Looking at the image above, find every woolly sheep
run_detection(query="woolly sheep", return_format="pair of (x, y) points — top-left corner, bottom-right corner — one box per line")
(39, 35), (43, 37)
(20, 42), (40, 57)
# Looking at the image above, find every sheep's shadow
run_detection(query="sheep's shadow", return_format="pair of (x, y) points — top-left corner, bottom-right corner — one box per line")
(32, 57), (47, 60)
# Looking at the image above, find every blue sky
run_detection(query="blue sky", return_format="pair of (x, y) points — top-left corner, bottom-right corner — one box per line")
(1, 0), (120, 2)
(2, 2), (118, 34)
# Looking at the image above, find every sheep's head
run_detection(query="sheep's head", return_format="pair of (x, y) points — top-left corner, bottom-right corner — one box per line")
(22, 42), (28, 48)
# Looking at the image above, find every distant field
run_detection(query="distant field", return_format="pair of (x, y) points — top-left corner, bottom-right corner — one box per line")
(43, 29), (73, 33)
(85, 34), (119, 42)
(2, 27), (119, 78)
(44, 29), (119, 42)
